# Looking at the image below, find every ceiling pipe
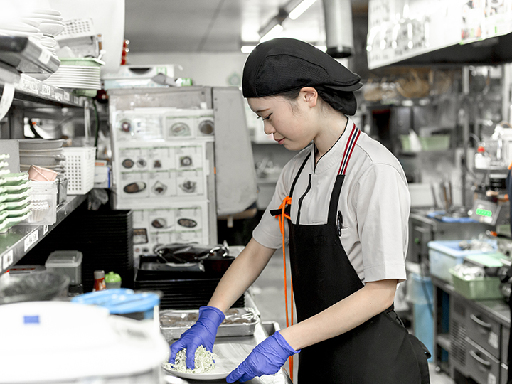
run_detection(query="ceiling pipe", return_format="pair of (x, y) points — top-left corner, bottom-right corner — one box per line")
(322, 0), (353, 58)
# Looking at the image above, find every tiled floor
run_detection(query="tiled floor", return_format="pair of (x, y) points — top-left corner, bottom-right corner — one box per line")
(249, 249), (455, 384)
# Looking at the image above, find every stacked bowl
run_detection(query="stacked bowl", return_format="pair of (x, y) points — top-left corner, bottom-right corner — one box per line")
(18, 139), (65, 175)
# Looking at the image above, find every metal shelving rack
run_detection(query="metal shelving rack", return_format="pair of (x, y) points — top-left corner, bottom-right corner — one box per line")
(0, 36), (90, 273)
(0, 195), (87, 273)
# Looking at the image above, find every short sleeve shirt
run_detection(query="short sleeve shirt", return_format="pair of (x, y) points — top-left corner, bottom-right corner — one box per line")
(253, 118), (411, 284)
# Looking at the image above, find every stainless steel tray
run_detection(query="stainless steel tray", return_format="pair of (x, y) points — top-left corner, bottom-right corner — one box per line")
(160, 307), (260, 341)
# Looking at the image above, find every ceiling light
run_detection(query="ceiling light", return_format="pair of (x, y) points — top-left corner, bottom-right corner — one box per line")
(260, 24), (284, 42)
(289, 0), (317, 20)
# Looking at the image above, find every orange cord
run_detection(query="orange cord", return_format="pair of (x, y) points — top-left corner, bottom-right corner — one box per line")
(276, 196), (295, 380)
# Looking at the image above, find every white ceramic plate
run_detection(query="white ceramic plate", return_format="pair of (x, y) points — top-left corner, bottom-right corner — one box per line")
(31, 9), (62, 16)
(163, 342), (252, 381)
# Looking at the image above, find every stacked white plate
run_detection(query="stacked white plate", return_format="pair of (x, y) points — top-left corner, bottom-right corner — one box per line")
(43, 64), (101, 90)
(21, 8), (64, 55)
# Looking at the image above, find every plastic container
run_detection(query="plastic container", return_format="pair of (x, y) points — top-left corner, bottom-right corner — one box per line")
(105, 271), (122, 289)
(62, 147), (96, 195)
(428, 240), (497, 282)
(45, 250), (83, 285)
(450, 269), (502, 299)
(71, 289), (161, 331)
(24, 180), (58, 225)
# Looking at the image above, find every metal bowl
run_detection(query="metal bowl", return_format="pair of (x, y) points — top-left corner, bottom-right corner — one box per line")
(0, 271), (70, 304)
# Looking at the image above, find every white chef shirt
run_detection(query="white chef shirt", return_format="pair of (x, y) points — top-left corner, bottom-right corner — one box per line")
(253, 118), (410, 284)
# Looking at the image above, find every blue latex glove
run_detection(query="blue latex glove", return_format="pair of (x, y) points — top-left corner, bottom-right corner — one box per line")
(169, 306), (225, 369)
(226, 331), (300, 383)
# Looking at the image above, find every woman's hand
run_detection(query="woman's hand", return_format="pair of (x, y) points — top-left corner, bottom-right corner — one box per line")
(168, 306), (224, 369)
(226, 331), (300, 383)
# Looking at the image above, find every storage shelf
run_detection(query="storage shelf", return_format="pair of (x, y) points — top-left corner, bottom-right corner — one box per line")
(7, 74), (86, 108)
(0, 195), (87, 273)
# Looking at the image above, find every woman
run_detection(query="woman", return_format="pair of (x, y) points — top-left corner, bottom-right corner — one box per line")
(169, 38), (430, 384)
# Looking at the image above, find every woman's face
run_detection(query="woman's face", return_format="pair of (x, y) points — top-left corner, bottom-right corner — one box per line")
(247, 91), (317, 151)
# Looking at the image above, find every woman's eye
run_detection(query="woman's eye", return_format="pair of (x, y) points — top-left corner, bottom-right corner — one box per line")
(258, 113), (272, 121)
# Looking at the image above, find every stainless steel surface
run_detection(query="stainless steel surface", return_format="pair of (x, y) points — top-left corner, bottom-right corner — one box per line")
(161, 307), (260, 342)
(164, 312), (292, 384)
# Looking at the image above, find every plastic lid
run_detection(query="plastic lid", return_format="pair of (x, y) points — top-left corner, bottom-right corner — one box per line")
(105, 271), (122, 283)
(71, 290), (160, 314)
(94, 270), (105, 279)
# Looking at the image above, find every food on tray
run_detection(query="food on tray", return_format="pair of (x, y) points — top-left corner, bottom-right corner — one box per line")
(163, 346), (216, 374)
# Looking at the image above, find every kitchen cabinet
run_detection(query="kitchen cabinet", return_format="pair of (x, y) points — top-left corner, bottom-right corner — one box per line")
(432, 276), (511, 384)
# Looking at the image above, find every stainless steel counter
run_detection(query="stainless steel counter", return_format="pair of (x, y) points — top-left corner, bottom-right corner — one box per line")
(163, 295), (293, 384)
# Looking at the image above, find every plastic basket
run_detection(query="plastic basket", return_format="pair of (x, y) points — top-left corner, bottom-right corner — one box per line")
(62, 147), (95, 195)
(428, 240), (497, 282)
(450, 269), (502, 299)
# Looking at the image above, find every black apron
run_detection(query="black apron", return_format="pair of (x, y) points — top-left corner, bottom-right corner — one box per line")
(271, 124), (431, 384)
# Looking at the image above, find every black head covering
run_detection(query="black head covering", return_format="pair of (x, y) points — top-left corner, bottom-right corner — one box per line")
(242, 38), (363, 98)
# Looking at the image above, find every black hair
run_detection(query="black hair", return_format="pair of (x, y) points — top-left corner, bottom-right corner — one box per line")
(278, 86), (357, 116)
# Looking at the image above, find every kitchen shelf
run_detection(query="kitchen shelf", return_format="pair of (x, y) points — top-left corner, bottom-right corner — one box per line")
(0, 73), (86, 108)
(0, 194), (87, 274)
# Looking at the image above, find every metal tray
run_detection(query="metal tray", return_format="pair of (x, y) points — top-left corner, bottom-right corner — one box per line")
(160, 307), (259, 341)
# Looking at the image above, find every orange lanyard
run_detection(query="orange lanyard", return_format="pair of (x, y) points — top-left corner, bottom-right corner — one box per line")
(275, 196), (295, 380)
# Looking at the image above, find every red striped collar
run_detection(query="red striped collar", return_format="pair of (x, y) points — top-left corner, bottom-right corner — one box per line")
(337, 123), (361, 175)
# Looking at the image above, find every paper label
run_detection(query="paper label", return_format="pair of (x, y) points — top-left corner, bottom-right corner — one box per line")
(24, 230), (39, 252)
(38, 49), (51, 65)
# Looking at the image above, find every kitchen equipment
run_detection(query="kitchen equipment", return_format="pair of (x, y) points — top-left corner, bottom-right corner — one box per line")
(0, 271), (69, 304)
(160, 307), (259, 342)
(0, 301), (169, 384)
(135, 251), (243, 310)
(45, 250), (83, 285)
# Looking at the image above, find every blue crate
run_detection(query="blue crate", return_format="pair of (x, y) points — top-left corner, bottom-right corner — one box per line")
(428, 240), (497, 282)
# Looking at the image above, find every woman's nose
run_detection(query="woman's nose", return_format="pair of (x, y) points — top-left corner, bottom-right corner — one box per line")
(263, 121), (275, 135)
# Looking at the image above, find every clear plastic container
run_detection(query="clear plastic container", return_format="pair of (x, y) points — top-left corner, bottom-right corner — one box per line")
(45, 250), (83, 285)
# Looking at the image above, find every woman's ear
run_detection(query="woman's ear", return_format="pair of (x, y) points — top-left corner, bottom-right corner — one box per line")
(300, 87), (318, 106)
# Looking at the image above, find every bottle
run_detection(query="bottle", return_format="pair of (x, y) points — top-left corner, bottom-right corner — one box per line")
(105, 271), (122, 289)
(93, 270), (106, 291)
(475, 145), (491, 169)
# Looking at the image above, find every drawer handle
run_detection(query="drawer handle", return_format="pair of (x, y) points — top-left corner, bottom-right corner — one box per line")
(469, 350), (491, 368)
(470, 314), (492, 330)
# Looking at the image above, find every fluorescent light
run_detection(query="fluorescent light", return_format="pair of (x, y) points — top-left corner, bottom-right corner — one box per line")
(241, 45), (256, 53)
(260, 24), (283, 42)
(289, 0), (317, 20)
